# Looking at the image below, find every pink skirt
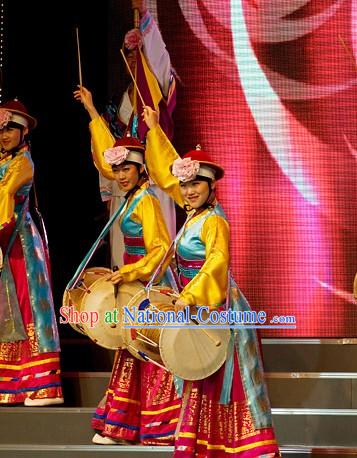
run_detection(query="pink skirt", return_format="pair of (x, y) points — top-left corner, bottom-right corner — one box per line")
(174, 352), (280, 457)
(92, 349), (181, 444)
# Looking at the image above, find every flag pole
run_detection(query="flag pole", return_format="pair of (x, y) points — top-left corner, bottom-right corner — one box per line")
(76, 27), (83, 87)
(120, 48), (145, 106)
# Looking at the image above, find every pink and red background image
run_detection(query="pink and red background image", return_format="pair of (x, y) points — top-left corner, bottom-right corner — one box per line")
(147, 0), (357, 337)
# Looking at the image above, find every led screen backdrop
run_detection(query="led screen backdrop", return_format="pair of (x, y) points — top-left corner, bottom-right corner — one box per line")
(140, 0), (357, 336)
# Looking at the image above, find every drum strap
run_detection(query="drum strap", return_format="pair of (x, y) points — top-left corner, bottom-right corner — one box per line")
(219, 271), (235, 405)
(0, 200), (28, 342)
(219, 330), (234, 404)
(65, 198), (128, 290)
(144, 212), (198, 294)
(175, 381), (192, 439)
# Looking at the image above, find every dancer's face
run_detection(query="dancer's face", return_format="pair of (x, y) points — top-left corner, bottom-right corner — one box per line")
(125, 50), (137, 75)
(179, 179), (214, 209)
(112, 162), (143, 192)
(0, 125), (25, 152)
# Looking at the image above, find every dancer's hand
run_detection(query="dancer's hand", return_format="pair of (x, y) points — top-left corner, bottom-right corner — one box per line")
(109, 270), (124, 286)
(73, 85), (99, 120)
(174, 298), (189, 312)
(142, 106), (159, 129)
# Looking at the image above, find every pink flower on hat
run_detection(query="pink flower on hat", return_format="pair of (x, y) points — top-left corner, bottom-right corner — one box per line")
(0, 109), (12, 129)
(124, 29), (143, 50)
(104, 146), (130, 166)
(172, 157), (200, 182)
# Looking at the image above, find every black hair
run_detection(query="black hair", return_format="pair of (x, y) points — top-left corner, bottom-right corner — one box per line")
(3, 121), (24, 131)
(123, 47), (136, 57)
(125, 160), (143, 172)
(195, 175), (212, 185)
(112, 160), (143, 173)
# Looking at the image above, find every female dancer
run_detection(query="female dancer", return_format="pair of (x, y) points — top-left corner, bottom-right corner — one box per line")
(143, 105), (280, 457)
(82, 117), (181, 445)
(0, 99), (63, 406)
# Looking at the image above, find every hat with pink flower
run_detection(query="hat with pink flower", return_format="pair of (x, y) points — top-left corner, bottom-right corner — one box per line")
(171, 145), (224, 182)
(0, 99), (37, 130)
(104, 132), (145, 167)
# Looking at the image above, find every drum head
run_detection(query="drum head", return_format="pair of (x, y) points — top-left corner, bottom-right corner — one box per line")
(62, 267), (111, 336)
(160, 325), (231, 380)
(122, 286), (178, 364)
(62, 289), (87, 335)
(116, 280), (144, 312)
(84, 279), (143, 350)
(83, 277), (119, 350)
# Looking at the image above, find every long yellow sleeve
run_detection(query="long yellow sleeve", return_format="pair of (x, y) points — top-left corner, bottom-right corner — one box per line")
(0, 154), (33, 227)
(89, 116), (115, 180)
(146, 124), (185, 207)
(119, 192), (171, 283)
(179, 215), (230, 308)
